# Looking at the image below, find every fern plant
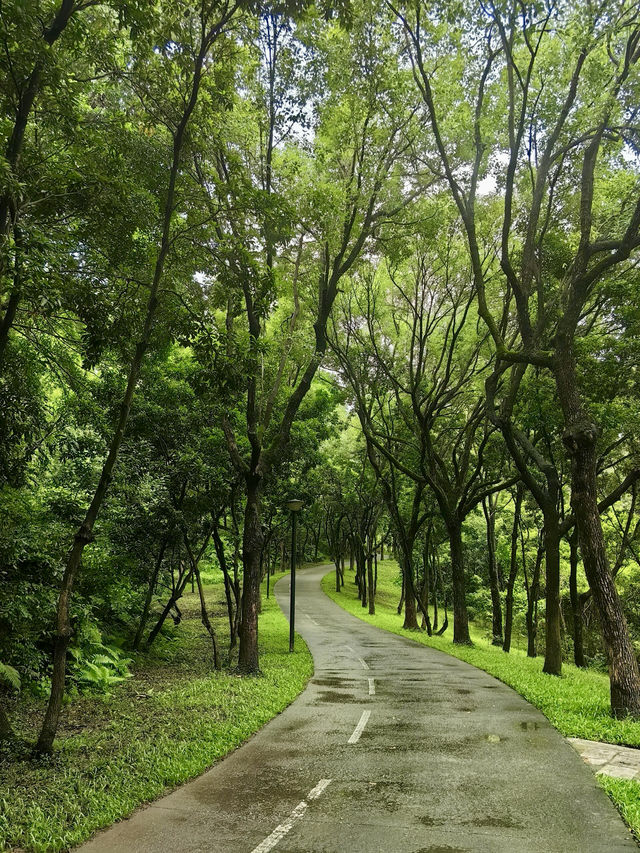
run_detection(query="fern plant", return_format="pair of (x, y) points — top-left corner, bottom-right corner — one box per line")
(0, 663), (20, 692)
(69, 638), (132, 696)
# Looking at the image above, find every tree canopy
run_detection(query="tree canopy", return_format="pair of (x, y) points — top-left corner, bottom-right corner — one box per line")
(2, 0), (640, 759)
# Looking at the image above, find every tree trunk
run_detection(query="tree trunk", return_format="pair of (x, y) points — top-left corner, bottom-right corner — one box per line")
(402, 555), (418, 629)
(436, 583), (449, 636)
(483, 496), (503, 646)
(374, 547), (378, 595)
(212, 523), (237, 649)
(313, 523), (321, 560)
(133, 537), (168, 650)
(145, 566), (192, 648)
(367, 548), (375, 615)
(397, 569), (405, 615)
(447, 517), (471, 644)
(503, 485), (523, 653)
(195, 567), (220, 671)
(0, 289), (20, 371)
(421, 531), (432, 635)
(237, 473), (263, 673)
(356, 539), (367, 607)
(569, 528), (587, 668)
(432, 552), (439, 631)
(542, 511), (562, 676)
(524, 538), (543, 658)
(556, 339), (640, 717)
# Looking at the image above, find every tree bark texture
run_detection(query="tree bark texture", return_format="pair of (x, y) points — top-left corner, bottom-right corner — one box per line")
(447, 517), (471, 644)
(524, 539), (543, 658)
(133, 538), (168, 651)
(569, 528), (587, 668)
(212, 523), (238, 649)
(195, 567), (220, 671)
(483, 496), (503, 646)
(145, 565), (192, 649)
(402, 555), (418, 629)
(367, 550), (375, 615)
(237, 474), (263, 673)
(542, 513), (562, 676)
(503, 485), (523, 653)
(556, 338), (640, 717)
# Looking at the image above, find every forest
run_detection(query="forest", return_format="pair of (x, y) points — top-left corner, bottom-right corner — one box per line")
(1, 0), (640, 847)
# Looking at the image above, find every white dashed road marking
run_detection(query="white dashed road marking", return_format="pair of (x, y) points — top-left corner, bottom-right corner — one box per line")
(250, 802), (307, 853)
(348, 710), (371, 744)
(368, 677), (375, 695)
(307, 778), (332, 800)
(250, 780), (331, 853)
(358, 657), (369, 670)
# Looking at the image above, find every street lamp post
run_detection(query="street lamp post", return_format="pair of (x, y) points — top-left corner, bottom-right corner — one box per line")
(286, 499), (303, 652)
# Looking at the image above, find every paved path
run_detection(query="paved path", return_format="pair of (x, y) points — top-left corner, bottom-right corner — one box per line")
(570, 737), (640, 781)
(78, 564), (636, 852)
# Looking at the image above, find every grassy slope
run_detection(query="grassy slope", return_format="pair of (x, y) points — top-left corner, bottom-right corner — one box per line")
(0, 573), (312, 853)
(322, 560), (640, 837)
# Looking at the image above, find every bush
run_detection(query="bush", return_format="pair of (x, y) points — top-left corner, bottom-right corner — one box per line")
(68, 622), (132, 696)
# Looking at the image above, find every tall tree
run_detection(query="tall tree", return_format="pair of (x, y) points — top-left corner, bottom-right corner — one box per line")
(331, 248), (516, 643)
(36, 0), (238, 753)
(393, 0), (640, 716)
(200, 6), (414, 672)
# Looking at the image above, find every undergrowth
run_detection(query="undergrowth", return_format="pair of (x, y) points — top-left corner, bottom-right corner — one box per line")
(0, 572), (312, 852)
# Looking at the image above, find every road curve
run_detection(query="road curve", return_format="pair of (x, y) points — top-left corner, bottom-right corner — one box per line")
(78, 564), (636, 852)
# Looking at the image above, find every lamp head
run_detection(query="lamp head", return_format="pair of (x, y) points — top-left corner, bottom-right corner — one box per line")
(286, 498), (304, 512)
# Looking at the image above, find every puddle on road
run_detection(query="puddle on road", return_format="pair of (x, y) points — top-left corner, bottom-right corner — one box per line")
(419, 815), (444, 827)
(414, 846), (468, 853)
(312, 677), (356, 687)
(315, 690), (357, 703)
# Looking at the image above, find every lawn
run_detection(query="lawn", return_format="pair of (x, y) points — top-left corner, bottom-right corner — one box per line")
(0, 572), (312, 853)
(322, 559), (640, 838)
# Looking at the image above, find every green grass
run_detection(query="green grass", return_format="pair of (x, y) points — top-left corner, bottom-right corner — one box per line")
(599, 777), (640, 838)
(322, 560), (640, 837)
(0, 572), (312, 852)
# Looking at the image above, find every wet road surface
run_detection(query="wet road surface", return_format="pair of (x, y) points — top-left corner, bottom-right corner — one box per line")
(78, 564), (636, 852)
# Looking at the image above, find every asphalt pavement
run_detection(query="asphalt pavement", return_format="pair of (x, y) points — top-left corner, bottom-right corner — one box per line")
(77, 563), (637, 852)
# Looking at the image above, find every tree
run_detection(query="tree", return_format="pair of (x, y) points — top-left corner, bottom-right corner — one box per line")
(36, 0), (239, 753)
(198, 5), (415, 672)
(393, 0), (640, 716)
(331, 244), (516, 643)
